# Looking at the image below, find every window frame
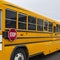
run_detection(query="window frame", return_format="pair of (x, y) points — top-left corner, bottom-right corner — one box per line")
(49, 22), (53, 32)
(18, 12), (27, 30)
(59, 25), (60, 32)
(28, 16), (36, 31)
(55, 24), (59, 33)
(37, 18), (43, 31)
(6, 9), (17, 20)
(5, 9), (17, 29)
(44, 21), (48, 31)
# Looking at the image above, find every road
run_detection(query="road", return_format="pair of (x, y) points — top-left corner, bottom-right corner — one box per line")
(30, 51), (60, 60)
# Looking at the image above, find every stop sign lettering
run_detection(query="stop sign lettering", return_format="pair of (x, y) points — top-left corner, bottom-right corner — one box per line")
(9, 32), (16, 37)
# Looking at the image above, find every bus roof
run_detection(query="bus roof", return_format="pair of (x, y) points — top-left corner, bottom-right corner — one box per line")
(1, 1), (60, 24)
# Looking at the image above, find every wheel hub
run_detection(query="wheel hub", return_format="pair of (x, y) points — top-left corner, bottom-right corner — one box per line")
(14, 53), (24, 60)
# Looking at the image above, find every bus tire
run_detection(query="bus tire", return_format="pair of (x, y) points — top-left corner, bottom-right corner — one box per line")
(10, 48), (29, 60)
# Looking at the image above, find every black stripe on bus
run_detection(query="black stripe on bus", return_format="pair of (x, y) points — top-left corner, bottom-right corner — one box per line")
(5, 40), (53, 46)
(17, 37), (60, 39)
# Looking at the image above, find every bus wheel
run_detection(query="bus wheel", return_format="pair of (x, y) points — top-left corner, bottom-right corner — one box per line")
(11, 48), (29, 60)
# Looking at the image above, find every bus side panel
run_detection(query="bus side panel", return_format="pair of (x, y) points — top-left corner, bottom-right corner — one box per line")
(3, 41), (60, 60)
(25, 41), (60, 56)
(25, 42), (52, 56)
(4, 46), (15, 60)
(0, 51), (4, 60)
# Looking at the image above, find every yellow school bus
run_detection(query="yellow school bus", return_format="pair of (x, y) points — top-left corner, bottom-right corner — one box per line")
(0, 1), (60, 60)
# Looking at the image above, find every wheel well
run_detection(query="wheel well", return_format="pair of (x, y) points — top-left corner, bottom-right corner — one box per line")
(15, 46), (29, 56)
(10, 46), (29, 60)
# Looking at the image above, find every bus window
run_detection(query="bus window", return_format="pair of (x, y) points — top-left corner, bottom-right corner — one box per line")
(28, 16), (36, 30)
(59, 25), (60, 32)
(6, 9), (16, 28)
(55, 24), (59, 32)
(37, 19), (43, 31)
(0, 10), (2, 30)
(49, 22), (53, 32)
(44, 21), (48, 31)
(18, 13), (27, 29)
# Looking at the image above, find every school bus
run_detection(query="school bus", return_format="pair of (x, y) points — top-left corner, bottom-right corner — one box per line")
(0, 1), (60, 60)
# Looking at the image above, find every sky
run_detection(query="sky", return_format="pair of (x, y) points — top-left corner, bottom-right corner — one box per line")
(5, 0), (60, 22)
